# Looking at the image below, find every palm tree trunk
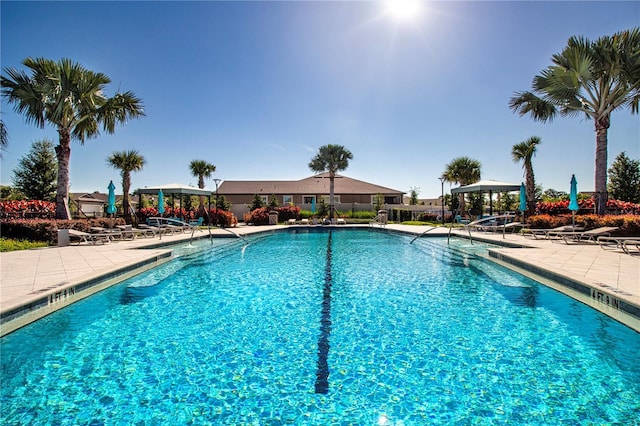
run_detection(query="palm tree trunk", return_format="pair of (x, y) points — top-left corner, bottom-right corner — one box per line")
(198, 175), (205, 216)
(55, 129), (72, 220)
(594, 120), (609, 215)
(122, 173), (131, 224)
(525, 164), (536, 216)
(329, 173), (335, 219)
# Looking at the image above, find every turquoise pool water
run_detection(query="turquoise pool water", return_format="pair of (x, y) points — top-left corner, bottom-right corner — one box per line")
(1, 229), (639, 424)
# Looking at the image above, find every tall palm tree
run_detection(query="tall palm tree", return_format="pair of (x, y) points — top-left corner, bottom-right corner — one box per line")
(189, 159), (216, 214)
(309, 144), (353, 220)
(509, 28), (640, 215)
(512, 136), (541, 216)
(1, 57), (145, 219)
(107, 150), (145, 224)
(442, 156), (482, 213)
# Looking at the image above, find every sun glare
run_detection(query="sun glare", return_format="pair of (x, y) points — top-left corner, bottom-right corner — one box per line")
(384, 0), (423, 21)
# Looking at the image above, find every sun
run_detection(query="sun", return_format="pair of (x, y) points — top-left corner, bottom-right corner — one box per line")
(384, 0), (423, 21)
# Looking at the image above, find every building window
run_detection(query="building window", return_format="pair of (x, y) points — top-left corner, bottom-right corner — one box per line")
(303, 196), (316, 204)
(283, 195), (293, 205)
(321, 195), (340, 204)
(260, 195), (268, 204)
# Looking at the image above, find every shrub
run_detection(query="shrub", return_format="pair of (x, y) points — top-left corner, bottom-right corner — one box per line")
(527, 214), (573, 229)
(246, 207), (270, 225)
(536, 199), (640, 215)
(276, 205), (300, 222)
(0, 200), (56, 219)
(0, 218), (126, 244)
(351, 210), (377, 220)
(207, 209), (235, 227)
(417, 212), (439, 222)
(528, 214), (640, 236)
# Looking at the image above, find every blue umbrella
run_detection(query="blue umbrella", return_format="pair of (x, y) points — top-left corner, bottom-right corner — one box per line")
(157, 190), (165, 215)
(311, 197), (316, 214)
(569, 174), (579, 227)
(518, 183), (526, 212)
(107, 181), (117, 216)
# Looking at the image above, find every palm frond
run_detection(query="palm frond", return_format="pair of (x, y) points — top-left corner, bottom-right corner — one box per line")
(509, 91), (556, 122)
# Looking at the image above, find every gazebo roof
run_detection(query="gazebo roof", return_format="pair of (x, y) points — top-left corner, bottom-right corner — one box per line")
(135, 183), (212, 196)
(451, 179), (521, 194)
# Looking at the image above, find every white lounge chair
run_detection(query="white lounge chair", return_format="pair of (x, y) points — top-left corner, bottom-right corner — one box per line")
(68, 229), (112, 245)
(549, 226), (619, 244)
(597, 236), (640, 254)
(526, 225), (583, 239)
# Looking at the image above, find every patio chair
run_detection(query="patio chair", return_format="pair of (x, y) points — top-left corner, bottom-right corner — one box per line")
(68, 229), (112, 245)
(286, 218), (297, 226)
(597, 236), (640, 254)
(548, 226), (619, 244)
(188, 217), (204, 227)
(526, 225), (583, 239)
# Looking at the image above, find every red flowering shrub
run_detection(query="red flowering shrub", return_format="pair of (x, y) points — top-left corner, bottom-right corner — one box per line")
(528, 214), (640, 236)
(207, 209), (235, 227)
(0, 218), (125, 243)
(536, 199), (640, 215)
(246, 207), (271, 225)
(527, 214), (574, 229)
(276, 205), (300, 222)
(0, 200), (56, 219)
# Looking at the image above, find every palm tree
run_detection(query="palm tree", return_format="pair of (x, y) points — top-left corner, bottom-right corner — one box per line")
(107, 150), (145, 224)
(189, 159), (216, 215)
(509, 28), (640, 215)
(1, 57), (145, 219)
(308, 144), (353, 220)
(442, 156), (482, 213)
(512, 136), (541, 216)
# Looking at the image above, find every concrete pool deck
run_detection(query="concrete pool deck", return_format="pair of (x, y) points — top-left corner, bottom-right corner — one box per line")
(1, 223), (638, 335)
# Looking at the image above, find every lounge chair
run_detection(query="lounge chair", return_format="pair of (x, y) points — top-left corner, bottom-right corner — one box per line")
(286, 218), (297, 225)
(548, 226), (619, 244)
(188, 217), (204, 227)
(597, 236), (640, 254)
(464, 214), (514, 232)
(526, 225), (584, 239)
(117, 225), (156, 239)
(455, 215), (470, 225)
(336, 218), (346, 225)
(68, 229), (112, 245)
(300, 219), (309, 225)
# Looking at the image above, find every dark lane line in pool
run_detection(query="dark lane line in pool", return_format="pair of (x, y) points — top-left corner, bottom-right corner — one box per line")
(315, 230), (332, 394)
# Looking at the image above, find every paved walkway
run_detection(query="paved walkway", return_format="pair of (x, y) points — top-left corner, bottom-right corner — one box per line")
(1, 224), (638, 335)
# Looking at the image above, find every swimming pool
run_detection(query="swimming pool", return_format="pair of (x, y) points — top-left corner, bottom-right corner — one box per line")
(1, 229), (639, 424)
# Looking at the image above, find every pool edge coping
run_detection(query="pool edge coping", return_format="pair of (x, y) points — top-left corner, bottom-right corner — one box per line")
(0, 251), (173, 337)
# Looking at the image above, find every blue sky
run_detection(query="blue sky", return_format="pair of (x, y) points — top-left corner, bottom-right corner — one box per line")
(1, 1), (638, 198)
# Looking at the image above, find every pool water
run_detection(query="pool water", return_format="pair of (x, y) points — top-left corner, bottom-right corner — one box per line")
(1, 229), (639, 424)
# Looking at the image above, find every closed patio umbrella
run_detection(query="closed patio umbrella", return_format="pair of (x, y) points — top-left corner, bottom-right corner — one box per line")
(569, 175), (579, 227)
(518, 183), (526, 222)
(157, 189), (165, 215)
(311, 197), (316, 214)
(107, 181), (117, 217)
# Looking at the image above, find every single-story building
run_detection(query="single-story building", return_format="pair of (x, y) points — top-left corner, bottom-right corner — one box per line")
(70, 191), (135, 218)
(218, 173), (405, 217)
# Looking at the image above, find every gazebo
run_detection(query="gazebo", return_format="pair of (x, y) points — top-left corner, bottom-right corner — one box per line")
(135, 183), (213, 219)
(451, 179), (521, 215)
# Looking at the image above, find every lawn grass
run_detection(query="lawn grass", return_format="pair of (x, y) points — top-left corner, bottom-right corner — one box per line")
(0, 238), (49, 252)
